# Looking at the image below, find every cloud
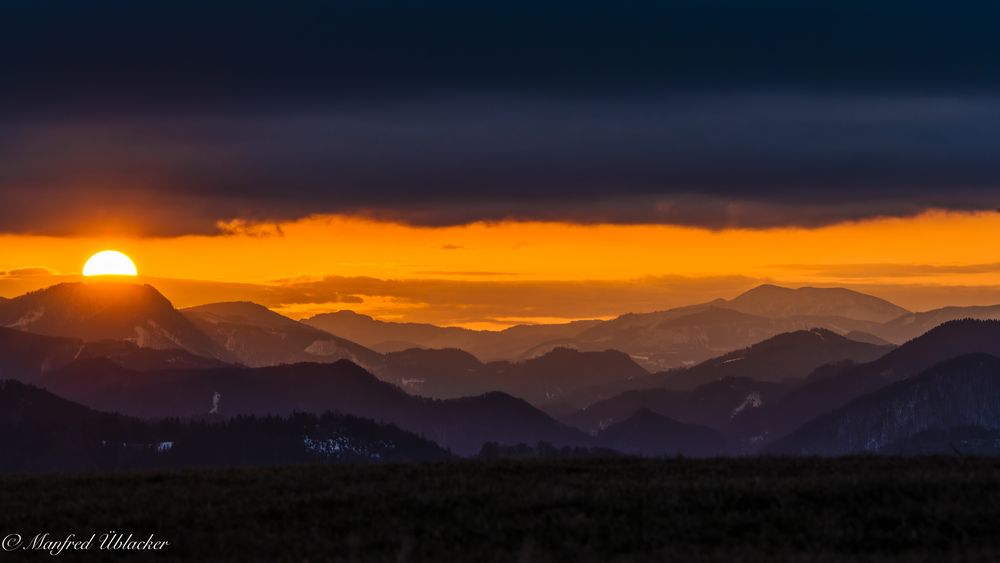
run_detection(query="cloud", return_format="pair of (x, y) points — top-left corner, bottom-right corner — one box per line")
(3, 95), (1000, 235)
(773, 263), (1000, 279)
(5, 1), (1000, 108)
(414, 271), (516, 277)
(0, 267), (52, 277)
(4, 1), (1000, 235)
(215, 220), (285, 238)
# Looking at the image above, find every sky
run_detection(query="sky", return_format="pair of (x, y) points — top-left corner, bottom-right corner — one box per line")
(3, 1), (1000, 328)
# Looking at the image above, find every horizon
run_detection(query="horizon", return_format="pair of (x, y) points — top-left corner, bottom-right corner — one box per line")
(6, 210), (1000, 329)
(0, 274), (976, 331)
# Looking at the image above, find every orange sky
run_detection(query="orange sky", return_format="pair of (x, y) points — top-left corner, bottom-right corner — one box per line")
(4, 210), (1000, 328)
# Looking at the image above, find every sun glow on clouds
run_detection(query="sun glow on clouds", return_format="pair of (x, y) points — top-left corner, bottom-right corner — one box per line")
(4, 210), (1000, 327)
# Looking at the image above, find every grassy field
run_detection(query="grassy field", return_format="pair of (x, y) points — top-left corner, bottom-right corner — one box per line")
(2, 457), (1000, 562)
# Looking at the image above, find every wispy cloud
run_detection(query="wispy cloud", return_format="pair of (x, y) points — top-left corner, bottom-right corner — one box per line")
(771, 262), (1000, 278)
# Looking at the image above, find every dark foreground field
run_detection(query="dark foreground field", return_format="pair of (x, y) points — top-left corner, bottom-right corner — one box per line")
(2, 457), (1000, 562)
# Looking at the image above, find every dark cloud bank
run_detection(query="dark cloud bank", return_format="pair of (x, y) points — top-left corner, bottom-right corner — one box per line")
(3, 0), (1000, 235)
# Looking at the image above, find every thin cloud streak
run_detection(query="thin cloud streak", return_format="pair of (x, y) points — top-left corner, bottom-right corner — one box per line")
(772, 262), (1000, 278)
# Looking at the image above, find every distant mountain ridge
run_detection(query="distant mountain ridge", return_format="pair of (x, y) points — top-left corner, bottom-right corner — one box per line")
(770, 354), (1000, 455)
(0, 326), (231, 384)
(304, 310), (600, 359)
(39, 358), (591, 455)
(873, 304), (1000, 344)
(7, 281), (1000, 461)
(0, 379), (450, 472)
(378, 346), (648, 406)
(729, 319), (1000, 445)
(0, 282), (233, 361)
(565, 319), (1000, 453)
(723, 284), (910, 323)
(183, 301), (381, 368)
(564, 377), (796, 434)
(595, 409), (731, 456)
(651, 328), (893, 390)
(0, 282), (648, 409)
(307, 285), (908, 371)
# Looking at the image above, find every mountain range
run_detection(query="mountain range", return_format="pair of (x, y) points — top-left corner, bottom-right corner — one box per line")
(770, 353), (1000, 455)
(37, 358), (590, 455)
(0, 326), (227, 384)
(304, 310), (600, 359)
(564, 377), (797, 434)
(594, 408), (731, 456)
(0, 282), (229, 361)
(5, 279), (1000, 462)
(649, 328), (893, 390)
(728, 319), (1000, 445)
(307, 285), (911, 371)
(0, 379), (450, 472)
(377, 346), (648, 406)
(183, 301), (382, 368)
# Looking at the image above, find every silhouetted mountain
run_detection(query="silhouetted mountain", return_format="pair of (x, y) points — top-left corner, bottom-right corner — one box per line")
(653, 329), (893, 390)
(723, 284), (910, 323)
(731, 319), (1000, 445)
(307, 285), (906, 371)
(75, 340), (230, 371)
(0, 326), (226, 383)
(304, 310), (470, 352)
(303, 310), (599, 360)
(40, 359), (589, 455)
(0, 327), (82, 383)
(595, 409), (731, 456)
(770, 354), (1000, 455)
(564, 377), (796, 434)
(873, 305), (1000, 344)
(379, 348), (490, 397)
(0, 379), (449, 472)
(0, 378), (149, 472)
(376, 346), (647, 406)
(0, 282), (232, 361)
(531, 306), (886, 371)
(843, 330), (892, 346)
(488, 347), (649, 405)
(184, 301), (380, 368)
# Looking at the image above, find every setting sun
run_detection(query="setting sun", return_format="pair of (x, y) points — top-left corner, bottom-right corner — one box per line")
(82, 250), (138, 277)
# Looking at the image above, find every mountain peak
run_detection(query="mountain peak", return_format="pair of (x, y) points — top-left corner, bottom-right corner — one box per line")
(0, 282), (228, 361)
(184, 301), (303, 331)
(183, 302), (380, 369)
(739, 283), (788, 295)
(309, 310), (377, 322)
(726, 284), (909, 323)
(656, 326), (892, 390)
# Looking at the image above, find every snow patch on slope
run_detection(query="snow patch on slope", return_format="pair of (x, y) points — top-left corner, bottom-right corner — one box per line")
(7, 309), (44, 328)
(731, 392), (763, 418)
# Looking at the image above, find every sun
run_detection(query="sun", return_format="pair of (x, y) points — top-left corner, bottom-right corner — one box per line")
(83, 250), (138, 277)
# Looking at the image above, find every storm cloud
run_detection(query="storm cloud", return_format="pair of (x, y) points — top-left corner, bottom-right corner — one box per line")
(3, 0), (1000, 235)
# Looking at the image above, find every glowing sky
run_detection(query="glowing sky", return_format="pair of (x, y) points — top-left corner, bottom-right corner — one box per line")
(4, 210), (1000, 329)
